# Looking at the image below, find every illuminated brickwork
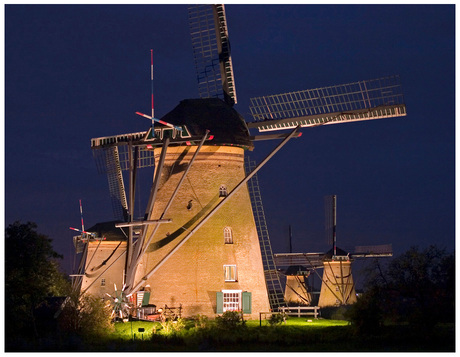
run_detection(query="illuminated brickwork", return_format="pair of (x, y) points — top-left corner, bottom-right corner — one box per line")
(284, 275), (311, 305)
(318, 260), (357, 307)
(80, 241), (127, 298)
(135, 145), (270, 319)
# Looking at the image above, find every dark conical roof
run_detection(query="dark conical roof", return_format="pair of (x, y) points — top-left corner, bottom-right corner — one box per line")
(160, 98), (253, 149)
(86, 221), (127, 241)
(323, 247), (351, 260)
(284, 265), (309, 276)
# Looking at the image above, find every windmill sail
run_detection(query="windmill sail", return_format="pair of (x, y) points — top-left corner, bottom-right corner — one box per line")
(92, 146), (129, 221)
(248, 75), (405, 132)
(188, 4), (237, 105)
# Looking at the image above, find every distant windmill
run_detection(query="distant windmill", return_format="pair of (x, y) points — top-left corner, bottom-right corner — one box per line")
(281, 225), (312, 305)
(76, 5), (405, 319)
(274, 194), (393, 307)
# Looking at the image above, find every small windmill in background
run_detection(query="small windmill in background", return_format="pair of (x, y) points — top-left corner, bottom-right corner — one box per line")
(275, 194), (393, 307)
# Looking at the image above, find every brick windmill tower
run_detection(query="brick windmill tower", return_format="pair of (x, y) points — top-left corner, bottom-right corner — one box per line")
(318, 195), (357, 307)
(74, 5), (406, 319)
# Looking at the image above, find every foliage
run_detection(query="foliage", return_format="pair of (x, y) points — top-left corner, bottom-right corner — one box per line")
(159, 318), (186, 335)
(268, 312), (285, 326)
(345, 286), (383, 335)
(5, 221), (70, 341)
(58, 292), (114, 340)
(386, 245), (454, 326)
(192, 314), (210, 329)
(348, 245), (454, 333)
(320, 305), (352, 320)
(215, 310), (245, 329)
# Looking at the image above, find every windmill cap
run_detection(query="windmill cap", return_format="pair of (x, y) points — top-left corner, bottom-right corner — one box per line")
(160, 98), (253, 149)
(323, 247), (351, 260)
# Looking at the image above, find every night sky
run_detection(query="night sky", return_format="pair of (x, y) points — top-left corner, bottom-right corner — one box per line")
(5, 4), (455, 277)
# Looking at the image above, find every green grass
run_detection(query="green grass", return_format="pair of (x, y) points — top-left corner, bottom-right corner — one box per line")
(253, 316), (349, 327)
(113, 320), (160, 340)
(113, 316), (349, 339)
(102, 316), (453, 352)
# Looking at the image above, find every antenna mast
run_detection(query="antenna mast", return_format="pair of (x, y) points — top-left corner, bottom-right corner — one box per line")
(134, 50), (182, 131)
(151, 49), (154, 119)
(79, 199), (85, 233)
(332, 195), (337, 256)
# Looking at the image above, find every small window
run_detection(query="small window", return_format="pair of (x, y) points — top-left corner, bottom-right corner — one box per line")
(335, 286), (340, 292)
(224, 265), (237, 281)
(219, 185), (228, 197)
(224, 227), (233, 244)
(101, 278), (106, 287)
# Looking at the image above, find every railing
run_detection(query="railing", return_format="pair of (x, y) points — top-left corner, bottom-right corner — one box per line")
(278, 306), (320, 319)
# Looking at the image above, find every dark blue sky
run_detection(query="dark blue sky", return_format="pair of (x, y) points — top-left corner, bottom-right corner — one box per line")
(5, 5), (455, 275)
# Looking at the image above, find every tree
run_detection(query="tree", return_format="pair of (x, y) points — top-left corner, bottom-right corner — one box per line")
(347, 245), (454, 332)
(5, 221), (70, 341)
(386, 245), (454, 327)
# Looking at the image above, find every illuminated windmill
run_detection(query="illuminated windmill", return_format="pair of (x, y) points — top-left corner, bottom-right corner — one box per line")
(76, 5), (406, 319)
(274, 195), (394, 307)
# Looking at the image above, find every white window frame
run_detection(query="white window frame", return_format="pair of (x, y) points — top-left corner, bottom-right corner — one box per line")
(224, 227), (233, 244)
(224, 264), (237, 282)
(222, 289), (242, 312)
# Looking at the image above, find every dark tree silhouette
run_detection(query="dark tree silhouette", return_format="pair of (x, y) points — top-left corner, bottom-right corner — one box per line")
(347, 245), (454, 333)
(5, 221), (70, 343)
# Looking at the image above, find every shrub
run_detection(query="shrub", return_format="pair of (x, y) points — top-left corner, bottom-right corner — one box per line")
(268, 313), (285, 326)
(58, 292), (114, 340)
(193, 314), (209, 329)
(321, 305), (351, 320)
(159, 318), (186, 335)
(215, 311), (244, 329)
(345, 287), (383, 335)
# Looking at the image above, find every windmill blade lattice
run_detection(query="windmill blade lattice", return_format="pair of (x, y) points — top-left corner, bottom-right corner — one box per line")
(188, 4), (237, 105)
(248, 75), (406, 132)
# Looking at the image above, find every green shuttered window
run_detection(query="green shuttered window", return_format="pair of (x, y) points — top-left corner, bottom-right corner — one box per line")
(242, 291), (252, 314)
(216, 291), (252, 314)
(216, 291), (223, 314)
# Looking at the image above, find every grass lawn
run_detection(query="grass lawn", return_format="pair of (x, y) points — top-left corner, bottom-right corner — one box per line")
(105, 317), (453, 352)
(113, 316), (348, 339)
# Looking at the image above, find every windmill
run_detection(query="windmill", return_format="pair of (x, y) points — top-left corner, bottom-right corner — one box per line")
(79, 5), (406, 319)
(283, 225), (312, 305)
(68, 200), (108, 293)
(274, 194), (394, 307)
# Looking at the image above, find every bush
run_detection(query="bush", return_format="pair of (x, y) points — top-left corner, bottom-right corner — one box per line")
(320, 305), (352, 320)
(215, 311), (245, 329)
(268, 313), (285, 326)
(345, 287), (383, 335)
(58, 292), (114, 340)
(192, 314), (209, 329)
(159, 318), (186, 335)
